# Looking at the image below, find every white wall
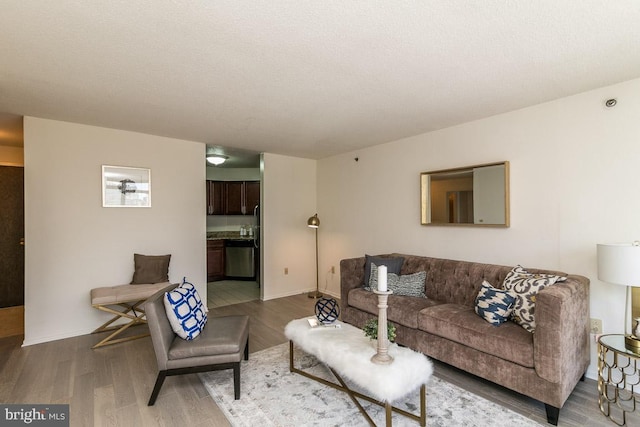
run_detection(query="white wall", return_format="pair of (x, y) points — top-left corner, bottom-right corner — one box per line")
(261, 153), (318, 300)
(206, 167), (261, 181)
(0, 145), (24, 166)
(318, 77), (640, 379)
(23, 117), (206, 346)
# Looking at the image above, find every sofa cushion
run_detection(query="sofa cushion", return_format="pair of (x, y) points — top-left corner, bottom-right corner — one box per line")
(367, 263), (427, 297)
(168, 315), (249, 360)
(363, 254), (404, 287)
(418, 303), (534, 368)
(503, 266), (566, 333)
(474, 280), (516, 326)
(348, 288), (436, 329)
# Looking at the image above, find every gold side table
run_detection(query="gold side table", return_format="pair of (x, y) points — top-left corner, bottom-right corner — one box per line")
(598, 334), (640, 426)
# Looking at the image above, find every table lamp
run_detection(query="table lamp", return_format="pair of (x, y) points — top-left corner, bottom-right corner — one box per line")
(597, 242), (640, 353)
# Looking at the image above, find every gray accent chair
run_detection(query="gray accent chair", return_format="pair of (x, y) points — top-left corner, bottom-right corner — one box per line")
(144, 284), (249, 405)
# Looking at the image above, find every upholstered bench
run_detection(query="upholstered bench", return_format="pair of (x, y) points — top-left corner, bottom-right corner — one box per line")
(90, 282), (173, 348)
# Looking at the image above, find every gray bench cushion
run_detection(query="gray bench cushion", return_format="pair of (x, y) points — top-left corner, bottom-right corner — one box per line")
(91, 282), (172, 305)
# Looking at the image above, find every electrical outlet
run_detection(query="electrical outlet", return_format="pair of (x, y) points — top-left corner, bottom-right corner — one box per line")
(590, 318), (602, 334)
(284, 267), (288, 275)
(331, 266), (335, 274)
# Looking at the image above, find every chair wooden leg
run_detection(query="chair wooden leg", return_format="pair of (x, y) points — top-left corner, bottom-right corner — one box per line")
(148, 371), (168, 406)
(244, 337), (249, 361)
(233, 362), (240, 400)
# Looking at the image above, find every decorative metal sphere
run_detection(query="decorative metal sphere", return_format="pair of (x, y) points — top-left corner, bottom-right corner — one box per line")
(314, 297), (340, 324)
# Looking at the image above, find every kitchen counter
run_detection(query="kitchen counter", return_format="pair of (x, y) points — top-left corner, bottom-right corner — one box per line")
(207, 231), (254, 240)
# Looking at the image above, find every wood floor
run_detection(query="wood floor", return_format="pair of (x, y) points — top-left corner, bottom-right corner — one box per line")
(206, 280), (260, 308)
(0, 294), (635, 427)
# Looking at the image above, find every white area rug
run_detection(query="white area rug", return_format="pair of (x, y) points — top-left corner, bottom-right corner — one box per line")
(200, 343), (543, 427)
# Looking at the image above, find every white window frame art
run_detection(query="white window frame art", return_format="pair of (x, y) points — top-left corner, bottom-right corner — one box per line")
(102, 165), (151, 208)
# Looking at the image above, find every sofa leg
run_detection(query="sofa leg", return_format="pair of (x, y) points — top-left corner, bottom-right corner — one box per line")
(233, 362), (241, 400)
(244, 337), (249, 361)
(148, 371), (167, 406)
(545, 404), (560, 426)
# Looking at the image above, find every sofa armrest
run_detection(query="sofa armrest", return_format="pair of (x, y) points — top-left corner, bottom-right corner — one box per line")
(340, 257), (366, 306)
(533, 275), (590, 384)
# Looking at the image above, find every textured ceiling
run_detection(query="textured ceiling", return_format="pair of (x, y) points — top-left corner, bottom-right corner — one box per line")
(1, 1), (639, 159)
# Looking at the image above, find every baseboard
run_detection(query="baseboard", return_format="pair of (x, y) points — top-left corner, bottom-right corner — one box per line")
(0, 305), (24, 338)
(263, 288), (340, 301)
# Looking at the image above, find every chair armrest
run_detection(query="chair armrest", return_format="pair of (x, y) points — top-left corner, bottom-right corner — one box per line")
(340, 257), (366, 306)
(533, 275), (590, 384)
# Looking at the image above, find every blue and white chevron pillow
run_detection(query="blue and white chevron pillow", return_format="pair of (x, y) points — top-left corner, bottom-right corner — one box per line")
(474, 280), (516, 326)
(164, 279), (208, 340)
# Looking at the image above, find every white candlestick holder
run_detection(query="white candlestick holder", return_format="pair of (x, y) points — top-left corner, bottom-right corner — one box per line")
(371, 289), (394, 365)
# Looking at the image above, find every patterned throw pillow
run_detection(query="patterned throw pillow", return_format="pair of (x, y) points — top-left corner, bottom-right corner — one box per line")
(503, 266), (566, 333)
(368, 263), (427, 297)
(474, 280), (516, 326)
(164, 279), (208, 340)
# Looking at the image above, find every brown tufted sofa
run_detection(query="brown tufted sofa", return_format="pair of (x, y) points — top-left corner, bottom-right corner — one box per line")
(340, 253), (590, 425)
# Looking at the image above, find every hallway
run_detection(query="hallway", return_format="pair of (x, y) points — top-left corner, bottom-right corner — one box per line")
(207, 280), (259, 308)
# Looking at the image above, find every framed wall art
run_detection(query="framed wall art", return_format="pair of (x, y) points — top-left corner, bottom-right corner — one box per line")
(102, 165), (151, 207)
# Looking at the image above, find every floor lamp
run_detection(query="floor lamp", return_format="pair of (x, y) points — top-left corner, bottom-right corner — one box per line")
(597, 242), (640, 353)
(307, 213), (323, 298)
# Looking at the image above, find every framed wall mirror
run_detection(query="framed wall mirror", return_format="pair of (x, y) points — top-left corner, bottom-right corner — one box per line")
(420, 161), (510, 227)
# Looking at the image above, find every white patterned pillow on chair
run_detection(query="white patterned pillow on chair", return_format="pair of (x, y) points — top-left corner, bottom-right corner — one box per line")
(164, 279), (208, 340)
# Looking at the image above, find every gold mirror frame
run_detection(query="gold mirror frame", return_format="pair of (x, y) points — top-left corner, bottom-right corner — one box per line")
(420, 161), (510, 227)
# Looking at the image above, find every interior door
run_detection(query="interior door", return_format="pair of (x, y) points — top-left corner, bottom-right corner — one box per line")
(0, 165), (24, 307)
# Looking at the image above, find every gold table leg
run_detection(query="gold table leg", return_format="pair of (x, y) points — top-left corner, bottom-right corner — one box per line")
(598, 337), (640, 426)
(289, 340), (427, 426)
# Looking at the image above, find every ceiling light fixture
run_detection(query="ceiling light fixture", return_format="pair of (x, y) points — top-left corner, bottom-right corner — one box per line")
(206, 154), (228, 165)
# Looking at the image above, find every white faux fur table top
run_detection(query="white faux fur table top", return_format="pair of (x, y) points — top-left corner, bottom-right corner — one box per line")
(284, 317), (433, 403)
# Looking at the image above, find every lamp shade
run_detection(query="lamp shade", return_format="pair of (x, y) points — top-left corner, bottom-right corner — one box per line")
(307, 214), (320, 228)
(597, 242), (640, 287)
(206, 154), (228, 165)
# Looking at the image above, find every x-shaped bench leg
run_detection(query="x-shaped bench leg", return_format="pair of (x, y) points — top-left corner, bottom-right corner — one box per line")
(91, 301), (149, 348)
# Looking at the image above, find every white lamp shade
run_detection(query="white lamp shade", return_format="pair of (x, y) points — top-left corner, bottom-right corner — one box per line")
(206, 155), (228, 165)
(597, 243), (640, 287)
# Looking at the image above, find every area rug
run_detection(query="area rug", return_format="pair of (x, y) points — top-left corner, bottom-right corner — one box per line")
(199, 343), (543, 427)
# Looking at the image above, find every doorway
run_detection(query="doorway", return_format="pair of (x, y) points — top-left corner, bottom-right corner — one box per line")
(207, 280), (259, 308)
(0, 165), (25, 337)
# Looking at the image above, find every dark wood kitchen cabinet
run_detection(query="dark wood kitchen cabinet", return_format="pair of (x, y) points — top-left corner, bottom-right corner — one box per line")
(207, 239), (225, 281)
(224, 181), (245, 215)
(244, 181), (260, 215)
(224, 181), (260, 215)
(206, 180), (224, 215)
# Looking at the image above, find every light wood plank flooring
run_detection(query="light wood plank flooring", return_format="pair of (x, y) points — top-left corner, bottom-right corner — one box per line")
(207, 280), (260, 308)
(0, 294), (634, 426)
